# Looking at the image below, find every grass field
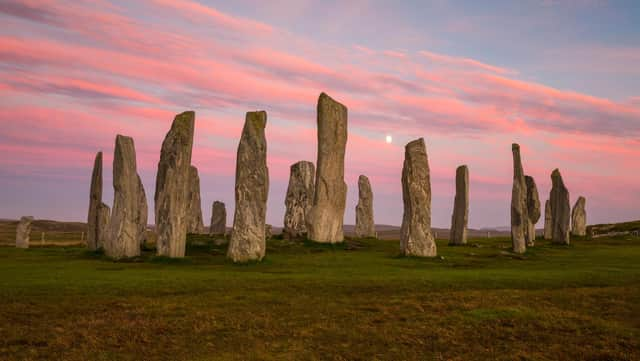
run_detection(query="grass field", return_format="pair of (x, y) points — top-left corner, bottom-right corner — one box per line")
(0, 234), (639, 360)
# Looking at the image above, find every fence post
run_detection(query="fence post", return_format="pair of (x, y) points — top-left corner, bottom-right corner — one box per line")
(41, 232), (45, 245)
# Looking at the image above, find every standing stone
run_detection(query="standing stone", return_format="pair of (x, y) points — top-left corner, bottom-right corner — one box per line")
(136, 175), (148, 247)
(227, 111), (269, 263)
(571, 196), (587, 236)
(524, 175), (541, 247)
(87, 151), (103, 251)
(15, 216), (34, 248)
(265, 224), (273, 240)
(400, 138), (437, 257)
(186, 166), (205, 234)
(210, 201), (227, 235)
(544, 199), (552, 240)
(155, 111), (195, 258)
(105, 135), (141, 259)
(283, 161), (315, 240)
(510, 144), (528, 254)
(550, 169), (571, 245)
(449, 165), (469, 245)
(307, 93), (348, 244)
(355, 175), (376, 238)
(97, 202), (110, 250)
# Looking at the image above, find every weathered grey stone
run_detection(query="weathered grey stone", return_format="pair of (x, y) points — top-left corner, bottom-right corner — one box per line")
(355, 175), (376, 238)
(525, 175), (541, 247)
(544, 199), (552, 240)
(16, 216), (34, 248)
(209, 201), (226, 236)
(449, 165), (469, 245)
(87, 151), (103, 251)
(283, 161), (315, 240)
(307, 93), (348, 244)
(186, 165), (205, 234)
(227, 111), (269, 263)
(510, 144), (527, 254)
(550, 168), (571, 245)
(265, 224), (273, 240)
(155, 111), (195, 258)
(105, 135), (141, 259)
(400, 138), (437, 257)
(572, 196), (587, 236)
(97, 202), (110, 250)
(136, 175), (148, 247)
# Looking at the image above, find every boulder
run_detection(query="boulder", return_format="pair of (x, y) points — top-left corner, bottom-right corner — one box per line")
(186, 165), (205, 234)
(209, 201), (227, 236)
(400, 138), (437, 257)
(571, 196), (587, 236)
(15, 216), (34, 248)
(105, 135), (141, 259)
(449, 165), (469, 245)
(307, 93), (348, 244)
(510, 144), (527, 254)
(283, 161), (315, 240)
(544, 199), (552, 240)
(87, 151), (103, 251)
(550, 169), (571, 245)
(227, 111), (269, 262)
(524, 175), (541, 247)
(355, 175), (376, 238)
(154, 111), (195, 258)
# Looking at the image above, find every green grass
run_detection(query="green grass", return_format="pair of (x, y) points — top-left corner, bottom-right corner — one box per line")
(1, 235), (639, 360)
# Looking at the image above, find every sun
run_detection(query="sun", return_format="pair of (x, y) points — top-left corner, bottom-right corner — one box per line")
(385, 135), (393, 144)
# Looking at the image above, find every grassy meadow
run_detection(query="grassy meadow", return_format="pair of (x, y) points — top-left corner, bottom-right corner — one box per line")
(0, 232), (639, 360)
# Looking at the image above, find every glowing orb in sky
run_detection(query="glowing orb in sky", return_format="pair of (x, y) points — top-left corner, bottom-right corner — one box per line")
(385, 135), (393, 144)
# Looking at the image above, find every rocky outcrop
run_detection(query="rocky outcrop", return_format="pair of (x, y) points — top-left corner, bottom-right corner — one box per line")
(136, 175), (148, 247)
(355, 175), (376, 238)
(544, 199), (552, 240)
(155, 111), (195, 258)
(105, 135), (141, 259)
(550, 169), (571, 245)
(15, 216), (34, 248)
(227, 111), (269, 263)
(525, 175), (541, 247)
(87, 151), (103, 251)
(210, 201), (226, 235)
(449, 165), (469, 245)
(307, 93), (348, 244)
(186, 165), (205, 234)
(510, 144), (527, 254)
(283, 161), (315, 240)
(572, 196), (587, 236)
(400, 138), (437, 257)
(97, 202), (110, 250)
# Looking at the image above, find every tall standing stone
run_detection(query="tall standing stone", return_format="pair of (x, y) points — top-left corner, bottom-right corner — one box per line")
(400, 138), (437, 257)
(136, 175), (148, 247)
(87, 152), (103, 251)
(449, 165), (469, 245)
(97, 202), (110, 249)
(510, 144), (528, 254)
(210, 201), (227, 235)
(105, 135), (141, 259)
(186, 166), (205, 234)
(307, 93), (348, 244)
(550, 168), (571, 245)
(524, 175), (541, 247)
(544, 199), (552, 240)
(155, 111), (195, 258)
(15, 216), (34, 248)
(355, 175), (376, 238)
(283, 161), (315, 240)
(227, 111), (269, 263)
(572, 196), (587, 236)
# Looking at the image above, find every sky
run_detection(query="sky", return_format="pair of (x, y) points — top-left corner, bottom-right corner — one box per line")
(0, 0), (639, 228)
